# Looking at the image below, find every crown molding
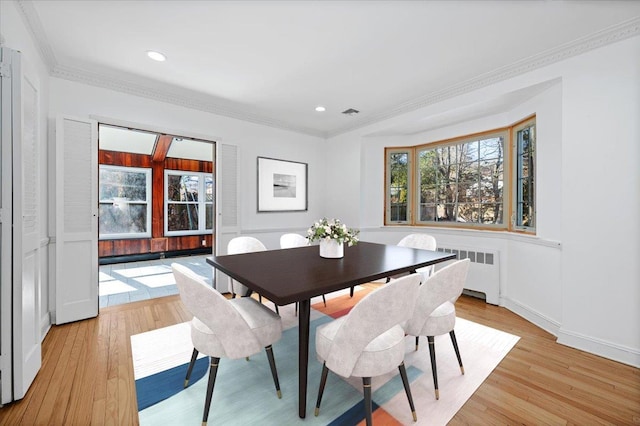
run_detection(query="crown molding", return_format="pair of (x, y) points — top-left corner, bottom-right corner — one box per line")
(15, 0), (57, 72)
(326, 16), (640, 138)
(50, 63), (327, 138)
(15, 0), (640, 139)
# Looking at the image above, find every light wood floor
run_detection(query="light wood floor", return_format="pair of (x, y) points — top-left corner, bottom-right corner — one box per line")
(1, 289), (639, 425)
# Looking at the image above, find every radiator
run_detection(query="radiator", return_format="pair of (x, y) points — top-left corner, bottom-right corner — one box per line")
(436, 246), (500, 305)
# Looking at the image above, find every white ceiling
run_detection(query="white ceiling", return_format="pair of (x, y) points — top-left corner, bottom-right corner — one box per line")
(17, 1), (640, 137)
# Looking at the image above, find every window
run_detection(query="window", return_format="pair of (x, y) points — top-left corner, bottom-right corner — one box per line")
(165, 171), (214, 235)
(385, 149), (412, 223)
(385, 116), (535, 233)
(513, 118), (536, 230)
(99, 165), (152, 239)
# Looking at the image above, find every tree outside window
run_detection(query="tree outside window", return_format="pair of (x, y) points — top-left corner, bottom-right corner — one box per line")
(165, 171), (214, 235)
(99, 165), (151, 239)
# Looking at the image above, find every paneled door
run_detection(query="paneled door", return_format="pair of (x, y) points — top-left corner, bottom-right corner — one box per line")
(54, 116), (98, 324)
(0, 47), (42, 403)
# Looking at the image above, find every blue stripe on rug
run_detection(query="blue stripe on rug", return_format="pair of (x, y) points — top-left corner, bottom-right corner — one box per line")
(136, 356), (208, 410)
(328, 400), (380, 426)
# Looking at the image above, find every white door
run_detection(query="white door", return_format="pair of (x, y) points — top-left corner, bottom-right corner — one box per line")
(0, 47), (42, 403)
(0, 46), (16, 404)
(14, 51), (42, 400)
(214, 143), (239, 292)
(54, 116), (98, 324)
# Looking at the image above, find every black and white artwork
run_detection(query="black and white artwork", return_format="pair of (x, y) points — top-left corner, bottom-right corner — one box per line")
(257, 157), (307, 211)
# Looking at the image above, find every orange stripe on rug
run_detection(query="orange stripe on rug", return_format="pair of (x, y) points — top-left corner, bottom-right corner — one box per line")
(312, 287), (374, 318)
(356, 407), (403, 426)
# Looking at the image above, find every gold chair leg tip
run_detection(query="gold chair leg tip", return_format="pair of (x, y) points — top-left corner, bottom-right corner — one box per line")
(415, 345), (419, 351)
(412, 411), (417, 422)
(461, 366), (465, 375)
(277, 390), (282, 399)
(314, 407), (320, 416)
(435, 389), (440, 400)
(184, 379), (189, 388)
(202, 422), (207, 426)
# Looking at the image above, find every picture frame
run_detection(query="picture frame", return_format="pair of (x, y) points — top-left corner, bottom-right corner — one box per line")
(257, 156), (308, 212)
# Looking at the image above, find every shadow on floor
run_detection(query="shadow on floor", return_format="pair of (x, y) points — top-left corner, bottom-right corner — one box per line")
(98, 254), (214, 308)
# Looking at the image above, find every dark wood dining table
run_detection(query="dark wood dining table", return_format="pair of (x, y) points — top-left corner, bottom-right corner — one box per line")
(206, 241), (456, 418)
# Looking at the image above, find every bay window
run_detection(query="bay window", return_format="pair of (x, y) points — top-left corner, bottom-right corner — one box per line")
(385, 116), (535, 233)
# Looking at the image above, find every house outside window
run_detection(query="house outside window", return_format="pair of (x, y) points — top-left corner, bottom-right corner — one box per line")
(385, 116), (535, 233)
(165, 171), (214, 236)
(99, 165), (152, 239)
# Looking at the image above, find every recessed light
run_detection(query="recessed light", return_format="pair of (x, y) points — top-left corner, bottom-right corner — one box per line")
(146, 50), (166, 62)
(315, 106), (326, 112)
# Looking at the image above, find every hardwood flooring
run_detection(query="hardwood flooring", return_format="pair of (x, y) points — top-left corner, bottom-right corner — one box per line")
(1, 290), (638, 425)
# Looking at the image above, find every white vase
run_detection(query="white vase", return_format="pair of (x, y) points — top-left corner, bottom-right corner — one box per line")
(319, 239), (344, 258)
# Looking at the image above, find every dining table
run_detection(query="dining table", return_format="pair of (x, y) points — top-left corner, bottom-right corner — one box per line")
(206, 240), (457, 419)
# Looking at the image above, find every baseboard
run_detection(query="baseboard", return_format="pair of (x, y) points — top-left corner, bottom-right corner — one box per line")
(504, 297), (640, 368)
(557, 328), (640, 368)
(502, 297), (561, 337)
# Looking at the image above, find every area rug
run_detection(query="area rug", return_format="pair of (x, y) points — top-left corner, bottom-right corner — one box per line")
(131, 288), (519, 425)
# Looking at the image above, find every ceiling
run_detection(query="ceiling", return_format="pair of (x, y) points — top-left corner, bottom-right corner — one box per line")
(16, 1), (640, 138)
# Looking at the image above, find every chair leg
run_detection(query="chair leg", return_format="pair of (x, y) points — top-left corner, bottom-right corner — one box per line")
(449, 330), (465, 374)
(184, 348), (199, 388)
(363, 377), (373, 426)
(398, 362), (418, 422)
(264, 345), (282, 398)
(202, 357), (220, 426)
(231, 293), (236, 299)
(274, 303), (279, 314)
(415, 336), (419, 351)
(259, 294), (263, 303)
(295, 301), (298, 316)
(322, 294), (327, 307)
(315, 362), (329, 416)
(427, 336), (439, 399)
(350, 286), (354, 297)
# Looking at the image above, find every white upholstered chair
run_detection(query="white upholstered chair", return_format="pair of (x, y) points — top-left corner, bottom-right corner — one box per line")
(349, 233), (437, 297)
(227, 236), (267, 297)
(397, 233), (438, 280)
(403, 258), (470, 400)
(279, 233), (326, 310)
(172, 263), (283, 425)
(315, 273), (422, 425)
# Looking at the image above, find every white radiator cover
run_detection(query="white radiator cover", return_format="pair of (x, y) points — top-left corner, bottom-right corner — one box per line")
(436, 246), (500, 305)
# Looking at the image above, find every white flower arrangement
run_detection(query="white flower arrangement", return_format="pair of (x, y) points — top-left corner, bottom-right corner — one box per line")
(307, 218), (359, 246)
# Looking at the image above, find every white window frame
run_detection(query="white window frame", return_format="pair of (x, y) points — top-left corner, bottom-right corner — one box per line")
(164, 170), (214, 236)
(98, 165), (152, 239)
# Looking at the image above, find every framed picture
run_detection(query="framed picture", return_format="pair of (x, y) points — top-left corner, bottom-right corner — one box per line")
(257, 157), (308, 212)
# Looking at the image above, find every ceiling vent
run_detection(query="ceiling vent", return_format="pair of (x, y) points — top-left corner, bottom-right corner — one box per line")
(342, 108), (360, 116)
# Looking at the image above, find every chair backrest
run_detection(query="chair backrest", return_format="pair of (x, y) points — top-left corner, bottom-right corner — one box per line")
(325, 273), (422, 378)
(398, 233), (437, 279)
(172, 263), (262, 358)
(397, 233), (437, 251)
(280, 233), (309, 249)
(227, 236), (267, 296)
(403, 259), (470, 337)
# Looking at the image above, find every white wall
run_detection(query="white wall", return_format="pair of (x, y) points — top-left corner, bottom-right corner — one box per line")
(2, 0), (52, 338)
(326, 36), (640, 367)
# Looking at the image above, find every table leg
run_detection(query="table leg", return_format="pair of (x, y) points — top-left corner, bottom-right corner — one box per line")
(298, 299), (311, 418)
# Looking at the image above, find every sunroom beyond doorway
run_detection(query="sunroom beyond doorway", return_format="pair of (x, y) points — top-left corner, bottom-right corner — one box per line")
(98, 124), (215, 306)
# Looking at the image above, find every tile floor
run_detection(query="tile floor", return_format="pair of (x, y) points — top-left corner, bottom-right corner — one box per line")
(99, 254), (214, 308)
